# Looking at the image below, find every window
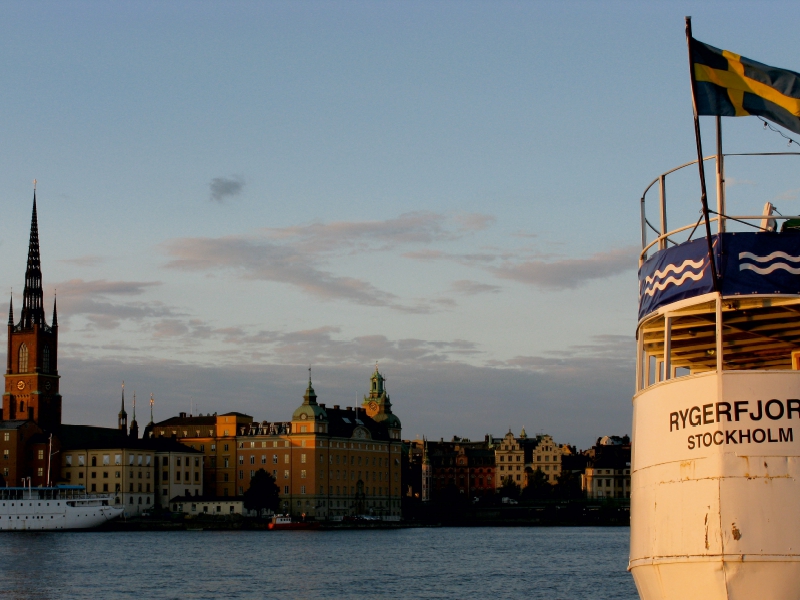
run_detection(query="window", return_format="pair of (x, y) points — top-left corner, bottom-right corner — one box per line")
(91, 484), (96, 492)
(239, 470), (243, 480)
(224, 458), (229, 468)
(42, 346), (50, 373)
(223, 473), (229, 482)
(115, 454), (122, 465)
(284, 470), (289, 479)
(284, 485), (289, 494)
(18, 344), (28, 373)
(177, 457), (182, 467)
(301, 470), (306, 479)
(250, 456), (255, 465)
(162, 471), (168, 481)
(284, 455), (289, 464)
(129, 455), (134, 466)
(103, 483), (108, 492)
(261, 455), (266, 464)
(103, 471), (108, 478)
(238, 455), (243, 465)
(224, 444), (229, 452)
(78, 455), (85, 466)
(37, 449), (44, 460)
(65, 455), (72, 466)
(250, 470), (255, 478)
(146, 456), (151, 466)
(300, 486), (306, 494)
(211, 444), (216, 452)
(195, 472), (199, 482)
(200, 445), (205, 452)
(3, 433), (8, 442)
(103, 455), (110, 465)
(37, 467), (43, 476)
(301, 454), (307, 464)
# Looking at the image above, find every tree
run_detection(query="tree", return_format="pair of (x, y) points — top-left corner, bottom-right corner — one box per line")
(553, 469), (583, 499)
(521, 469), (551, 500)
(243, 469), (280, 515)
(498, 476), (521, 499)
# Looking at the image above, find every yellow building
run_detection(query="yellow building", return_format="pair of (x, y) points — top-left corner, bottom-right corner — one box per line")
(530, 434), (566, 483)
(495, 430), (525, 489)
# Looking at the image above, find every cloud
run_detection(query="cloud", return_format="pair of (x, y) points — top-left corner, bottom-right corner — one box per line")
(209, 175), (245, 203)
(59, 255), (105, 267)
(164, 235), (400, 307)
(49, 279), (173, 330)
(775, 188), (800, 202)
(52, 348), (633, 449)
(725, 177), (756, 187)
(162, 211), (496, 310)
(491, 246), (638, 290)
(450, 280), (501, 295)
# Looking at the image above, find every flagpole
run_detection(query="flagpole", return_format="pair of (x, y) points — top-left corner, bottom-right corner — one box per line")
(685, 16), (720, 292)
(716, 115), (725, 233)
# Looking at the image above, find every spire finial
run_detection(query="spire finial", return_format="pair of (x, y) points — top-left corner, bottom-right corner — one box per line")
(8, 290), (13, 327)
(308, 364), (312, 384)
(33, 179), (37, 191)
(132, 391), (136, 420)
(149, 392), (154, 425)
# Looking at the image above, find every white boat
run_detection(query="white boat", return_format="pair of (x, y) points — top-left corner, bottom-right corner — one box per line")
(0, 485), (124, 531)
(630, 145), (800, 598)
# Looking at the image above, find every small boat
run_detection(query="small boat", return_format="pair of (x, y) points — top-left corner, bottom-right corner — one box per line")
(0, 485), (124, 531)
(267, 514), (320, 530)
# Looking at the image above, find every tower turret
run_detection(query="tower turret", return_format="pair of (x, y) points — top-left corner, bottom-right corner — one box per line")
(129, 391), (139, 439)
(362, 364), (401, 435)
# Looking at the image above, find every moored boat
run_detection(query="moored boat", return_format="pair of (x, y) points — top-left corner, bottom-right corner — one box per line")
(0, 485), (124, 531)
(268, 514), (320, 530)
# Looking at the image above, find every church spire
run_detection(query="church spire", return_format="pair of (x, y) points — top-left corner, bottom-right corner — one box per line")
(8, 292), (13, 327)
(19, 191), (46, 330)
(118, 381), (128, 431)
(148, 393), (154, 426)
(52, 293), (58, 327)
(129, 391), (139, 439)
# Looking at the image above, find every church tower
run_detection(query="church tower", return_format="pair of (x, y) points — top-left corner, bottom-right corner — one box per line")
(118, 382), (127, 432)
(362, 364), (401, 439)
(3, 193), (61, 430)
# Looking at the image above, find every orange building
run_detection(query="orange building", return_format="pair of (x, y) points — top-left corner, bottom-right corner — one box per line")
(149, 367), (403, 519)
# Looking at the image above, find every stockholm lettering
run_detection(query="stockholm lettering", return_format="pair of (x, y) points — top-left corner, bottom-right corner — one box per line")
(687, 428), (793, 449)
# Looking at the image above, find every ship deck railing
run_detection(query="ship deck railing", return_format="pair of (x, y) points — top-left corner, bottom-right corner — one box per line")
(637, 152), (800, 393)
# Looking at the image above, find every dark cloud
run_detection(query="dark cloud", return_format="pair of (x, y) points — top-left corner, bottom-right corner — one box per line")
(451, 280), (501, 295)
(51, 348), (633, 450)
(209, 176), (245, 203)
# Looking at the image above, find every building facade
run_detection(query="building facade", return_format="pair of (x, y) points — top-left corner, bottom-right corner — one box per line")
(150, 367), (403, 519)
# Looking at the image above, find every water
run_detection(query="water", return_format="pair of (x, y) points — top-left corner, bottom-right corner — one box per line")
(0, 527), (638, 600)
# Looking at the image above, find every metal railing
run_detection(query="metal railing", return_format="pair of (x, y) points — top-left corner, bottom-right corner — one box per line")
(640, 152), (800, 266)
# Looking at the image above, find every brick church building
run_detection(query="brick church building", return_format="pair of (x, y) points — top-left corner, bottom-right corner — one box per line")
(0, 194), (61, 487)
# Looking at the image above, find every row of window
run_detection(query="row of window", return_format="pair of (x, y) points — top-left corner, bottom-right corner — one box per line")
(65, 454), (152, 467)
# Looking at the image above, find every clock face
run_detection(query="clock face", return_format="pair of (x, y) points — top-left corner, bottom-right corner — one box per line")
(16, 380), (24, 391)
(45, 381), (52, 391)
(368, 401), (378, 413)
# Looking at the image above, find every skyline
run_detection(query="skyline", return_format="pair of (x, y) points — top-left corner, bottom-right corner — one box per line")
(3, 2), (800, 446)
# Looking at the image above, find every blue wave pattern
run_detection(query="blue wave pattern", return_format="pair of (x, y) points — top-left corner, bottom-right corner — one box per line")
(639, 237), (715, 320)
(738, 250), (800, 275)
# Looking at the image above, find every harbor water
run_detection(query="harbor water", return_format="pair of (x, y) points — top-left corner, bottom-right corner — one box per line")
(0, 527), (636, 599)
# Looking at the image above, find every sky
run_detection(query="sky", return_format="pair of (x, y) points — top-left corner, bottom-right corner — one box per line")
(2, 1), (800, 448)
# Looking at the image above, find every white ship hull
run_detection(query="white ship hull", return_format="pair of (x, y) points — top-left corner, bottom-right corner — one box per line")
(0, 490), (124, 531)
(630, 370), (800, 599)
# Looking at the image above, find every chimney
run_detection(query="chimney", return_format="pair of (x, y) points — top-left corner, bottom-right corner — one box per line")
(179, 412), (186, 418)
(333, 405), (340, 410)
(346, 407), (353, 412)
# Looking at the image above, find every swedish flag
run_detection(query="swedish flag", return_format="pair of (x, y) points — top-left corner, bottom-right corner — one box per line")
(690, 37), (800, 135)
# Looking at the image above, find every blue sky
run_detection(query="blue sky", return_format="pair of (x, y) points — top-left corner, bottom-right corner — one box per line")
(2, 1), (800, 446)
